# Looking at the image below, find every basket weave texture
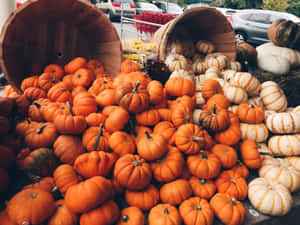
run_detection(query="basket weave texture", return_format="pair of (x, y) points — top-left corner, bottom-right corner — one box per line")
(0, 0), (122, 91)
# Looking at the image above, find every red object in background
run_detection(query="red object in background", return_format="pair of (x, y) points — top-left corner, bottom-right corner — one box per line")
(130, 4), (136, 8)
(112, 3), (121, 7)
(132, 12), (177, 34)
(16, 2), (22, 7)
(226, 15), (233, 23)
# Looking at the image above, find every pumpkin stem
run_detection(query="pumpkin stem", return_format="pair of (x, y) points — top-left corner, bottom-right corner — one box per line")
(66, 101), (73, 116)
(26, 118), (31, 124)
(224, 148), (229, 152)
(199, 179), (207, 185)
(133, 160), (142, 166)
(192, 136), (206, 142)
(259, 152), (286, 158)
(228, 198), (237, 206)
(94, 124), (103, 151)
(144, 130), (152, 141)
(33, 102), (41, 109)
(250, 104), (255, 108)
(236, 160), (242, 166)
(184, 114), (191, 122)
(103, 79), (107, 84)
(212, 104), (217, 114)
(51, 78), (57, 83)
(163, 206), (169, 215)
(22, 222), (30, 225)
(200, 150), (208, 160)
(51, 186), (59, 193)
(230, 179), (236, 184)
(36, 124), (47, 134)
(195, 205), (202, 211)
(29, 193), (37, 199)
(132, 80), (141, 93)
(122, 215), (129, 222)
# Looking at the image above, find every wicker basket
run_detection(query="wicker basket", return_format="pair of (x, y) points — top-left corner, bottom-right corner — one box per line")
(0, 0), (122, 92)
(152, 7), (236, 61)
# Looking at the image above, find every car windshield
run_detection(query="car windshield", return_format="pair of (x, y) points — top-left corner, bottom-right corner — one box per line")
(139, 3), (160, 10)
(113, 0), (134, 4)
(166, 3), (182, 13)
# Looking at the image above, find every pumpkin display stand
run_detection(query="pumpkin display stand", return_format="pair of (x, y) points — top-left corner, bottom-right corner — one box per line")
(0, 0), (122, 92)
(152, 7), (236, 61)
(253, 68), (300, 107)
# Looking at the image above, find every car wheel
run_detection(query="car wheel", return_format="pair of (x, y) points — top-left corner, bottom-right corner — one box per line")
(108, 11), (115, 22)
(235, 31), (247, 42)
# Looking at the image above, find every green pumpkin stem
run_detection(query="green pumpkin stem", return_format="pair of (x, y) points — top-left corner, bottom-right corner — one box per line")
(144, 130), (152, 141)
(213, 104), (217, 114)
(191, 136), (206, 142)
(22, 222), (30, 225)
(29, 193), (37, 199)
(51, 186), (59, 193)
(259, 152), (286, 158)
(94, 123), (103, 151)
(122, 215), (129, 222)
(200, 150), (208, 160)
(36, 124), (47, 134)
(134, 160), (142, 166)
(163, 206), (169, 215)
(228, 198), (237, 206)
(66, 101), (73, 116)
(199, 179), (207, 185)
(250, 104), (255, 108)
(132, 80), (141, 93)
(26, 118), (31, 124)
(230, 179), (236, 184)
(33, 102), (41, 109)
(195, 205), (202, 210)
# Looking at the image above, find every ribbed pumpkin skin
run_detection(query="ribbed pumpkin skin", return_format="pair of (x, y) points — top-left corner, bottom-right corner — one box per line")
(268, 19), (300, 50)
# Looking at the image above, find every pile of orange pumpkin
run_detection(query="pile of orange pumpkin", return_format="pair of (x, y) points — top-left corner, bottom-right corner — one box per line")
(0, 54), (299, 225)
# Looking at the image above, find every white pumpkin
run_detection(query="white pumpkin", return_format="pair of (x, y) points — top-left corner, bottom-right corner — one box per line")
(259, 157), (300, 192)
(165, 53), (190, 72)
(268, 134), (300, 156)
(257, 143), (271, 154)
(192, 61), (206, 74)
(285, 157), (300, 171)
(225, 71), (261, 96)
(193, 109), (202, 125)
(240, 123), (268, 143)
(224, 86), (248, 104)
(228, 105), (239, 114)
(248, 177), (293, 216)
(193, 54), (204, 62)
(264, 110), (276, 119)
(204, 53), (228, 70)
(256, 42), (300, 68)
(205, 67), (220, 80)
(257, 54), (291, 75)
(222, 69), (236, 81)
(294, 106), (300, 113)
(286, 107), (295, 112)
(247, 96), (264, 108)
(266, 112), (300, 134)
(229, 61), (242, 72)
(194, 92), (206, 107)
(169, 69), (195, 80)
(194, 74), (206, 91)
(195, 40), (215, 54)
(167, 39), (195, 58)
(260, 81), (287, 112)
(213, 78), (230, 90)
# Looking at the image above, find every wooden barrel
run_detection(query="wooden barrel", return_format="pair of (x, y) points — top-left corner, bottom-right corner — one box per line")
(0, 0), (122, 92)
(152, 7), (236, 61)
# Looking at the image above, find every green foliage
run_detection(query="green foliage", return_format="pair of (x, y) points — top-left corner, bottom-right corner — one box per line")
(222, 0), (263, 9)
(286, 0), (300, 17)
(262, 0), (289, 12)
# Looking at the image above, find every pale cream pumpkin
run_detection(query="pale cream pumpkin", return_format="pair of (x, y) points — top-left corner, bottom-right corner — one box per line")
(165, 53), (191, 72)
(285, 157), (300, 171)
(195, 40), (215, 54)
(194, 92), (206, 107)
(221, 69), (236, 81)
(226, 71), (261, 96)
(224, 86), (248, 104)
(294, 106), (300, 113)
(257, 143), (271, 154)
(213, 78), (230, 90)
(167, 39), (195, 58)
(266, 112), (300, 134)
(228, 105), (239, 114)
(169, 70), (195, 80)
(248, 177), (293, 216)
(205, 54), (228, 70)
(240, 123), (268, 143)
(257, 54), (291, 75)
(193, 54), (204, 62)
(205, 67), (220, 80)
(260, 81), (287, 112)
(268, 134), (300, 156)
(259, 157), (300, 192)
(192, 109), (202, 125)
(192, 61), (206, 74)
(264, 110), (276, 119)
(247, 96), (264, 108)
(229, 61), (242, 72)
(194, 74), (206, 91)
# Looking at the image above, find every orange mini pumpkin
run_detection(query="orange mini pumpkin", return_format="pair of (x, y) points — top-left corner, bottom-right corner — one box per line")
(117, 207), (145, 225)
(240, 140), (261, 169)
(104, 106), (130, 133)
(73, 92), (98, 116)
(44, 64), (64, 80)
(203, 94), (229, 110)
(82, 124), (110, 152)
(72, 68), (94, 87)
(121, 60), (141, 73)
(165, 78), (195, 97)
(96, 89), (116, 107)
(211, 144), (238, 169)
(25, 123), (57, 148)
(87, 59), (105, 75)
(147, 80), (164, 105)
(153, 121), (176, 145)
(88, 76), (114, 96)
(109, 131), (136, 156)
(148, 204), (182, 225)
(48, 83), (73, 103)
(201, 79), (223, 100)
(38, 72), (59, 91)
(21, 76), (39, 92)
(48, 200), (79, 225)
(171, 105), (193, 127)
(237, 103), (265, 124)
(86, 112), (107, 126)
(64, 57), (87, 74)
(189, 177), (216, 200)
(24, 87), (47, 100)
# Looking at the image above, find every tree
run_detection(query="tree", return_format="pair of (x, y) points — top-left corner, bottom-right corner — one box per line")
(286, 0), (300, 17)
(222, 0), (263, 9)
(262, 0), (289, 12)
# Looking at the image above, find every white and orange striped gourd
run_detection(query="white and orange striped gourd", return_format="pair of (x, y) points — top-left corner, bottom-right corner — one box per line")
(165, 53), (190, 72)
(285, 157), (300, 171)
(195, 40), (215, 54)
(169, 70), (195, 80)
(213, 78), (229, 90)
(294, 106), (300, 113)
(192, 61), (206, 74)
(260, 81), (287, 112)
(194, 92), (206, 107)
(229, 61), (242, 72)
(224, 86), (248, 104)
(248, 177), (293, 216)
(205, 54), (228, 70)
(205, 67), (220, 80)
(225, 72), (261, 96)
(266, 112), (300, 134)
(192, 109), (202, 125)
(228, 105), (239, 114)
(247, 96), (264, 108)
(259, 157), (300, 192)
(194, 74), (206, 91)
(268, 134), (300, 156)
(240, 123), (268, 143)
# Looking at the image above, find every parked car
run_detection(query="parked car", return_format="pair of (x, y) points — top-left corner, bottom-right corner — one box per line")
(136, 2), (162, 14)
(183, 3), (210, 12)
(214, 7), (239, 22)
(231, 9), (300, 45)
(16, 0), (28, 7)
(152, 1), (183, 15)
(96, 0), (136, 21)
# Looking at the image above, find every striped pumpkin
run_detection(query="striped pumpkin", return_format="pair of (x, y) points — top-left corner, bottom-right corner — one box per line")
(195, 40), (215, 54)
(228, 105), (239, 114)
(267, 19), (300, 50)
(268, 134), (300, 156)
(294, 106), (300, 113)
(224, 86), (248, 104)
(247, 96), (264, 108)
(248, 177), (293, 216)
(213, 78), (229, 90)
(227, 72), (261, 96)
(266, 112), (300, 134)
(229, 61), (242, 72)
(192, 109), (202, 125)
(205, 54), (228, 70)
(194, 75), (206, 91)
(194, 92), (206, 108)
(192, 61), (206, 74)
(165, 53), (190, 72)
(260, 81), (287, 112)
(285, 157), (300, 171)
(259, 157), (300, 192)
(205, 67), (220, 80)
(169, 70), (195, 80)
(240, 123), (268, 143)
